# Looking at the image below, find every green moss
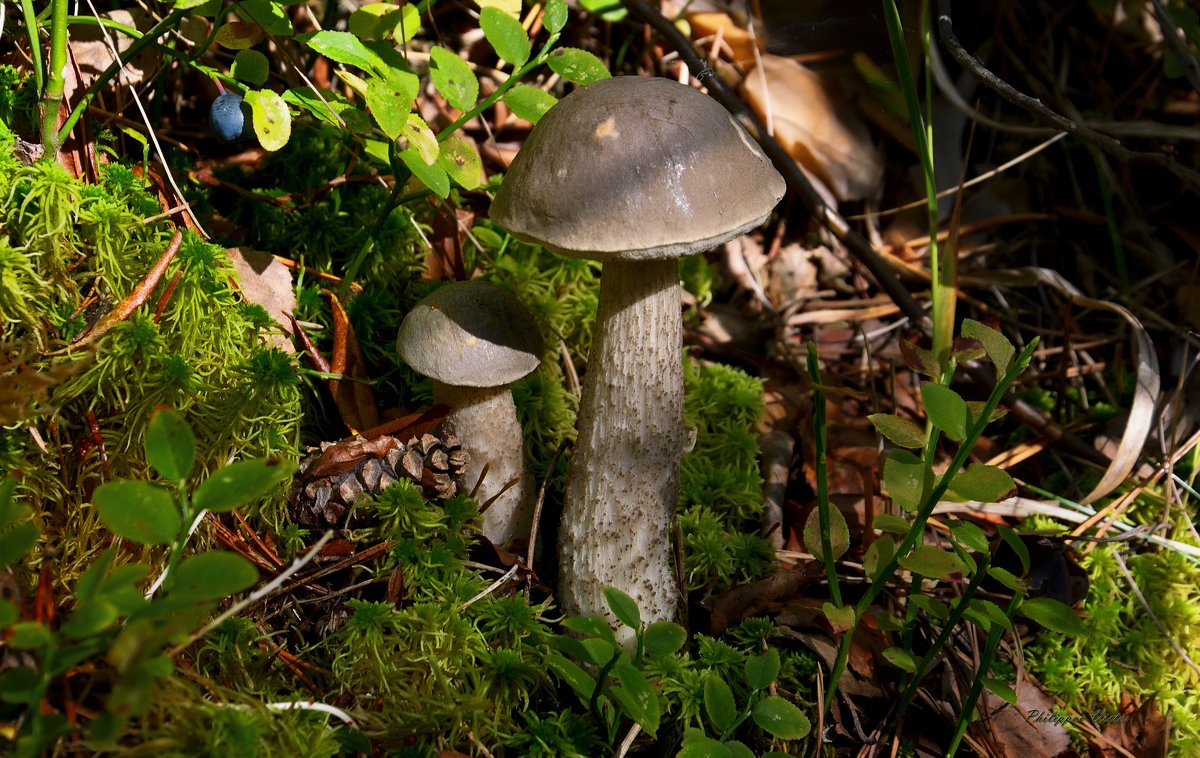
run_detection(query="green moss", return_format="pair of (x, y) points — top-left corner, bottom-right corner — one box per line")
(1025, 539), (1200, 753)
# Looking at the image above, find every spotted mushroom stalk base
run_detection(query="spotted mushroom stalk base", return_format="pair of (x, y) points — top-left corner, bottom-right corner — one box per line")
(558, 258), (684, 648)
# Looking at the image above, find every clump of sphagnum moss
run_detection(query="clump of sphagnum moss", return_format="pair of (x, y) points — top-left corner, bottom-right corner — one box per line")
(0, 118), (302, 500)
(1020, 512), (1200, 753)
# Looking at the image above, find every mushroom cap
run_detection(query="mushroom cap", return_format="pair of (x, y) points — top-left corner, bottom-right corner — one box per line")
(396, 280), (543, 387)
(491, 76), (786, 261)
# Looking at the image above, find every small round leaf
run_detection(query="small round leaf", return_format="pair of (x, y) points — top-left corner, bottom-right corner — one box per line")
(751, 695), (811, 740)
(94, 481), (180, 545)
(744, 648), (781, 690)
(146, 406), (195, 482)
(429, 47), (479, 111)
(480, 7), (531, 67)
(169, 551), (259, 602)
(546, 47), (611, 85)
(504, 85), (558, 123)
(192, 457), (295, 514)
(643, 620), (687, 656)
(230, 49), (269, 86)
(245, 89), (292, 151)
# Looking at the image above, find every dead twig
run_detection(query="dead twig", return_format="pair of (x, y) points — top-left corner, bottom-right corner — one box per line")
(936, 0), (1200, 191)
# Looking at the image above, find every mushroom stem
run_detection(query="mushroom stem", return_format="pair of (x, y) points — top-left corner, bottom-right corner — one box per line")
(434, 382), (533, 545)
(559, 258), (684, 645)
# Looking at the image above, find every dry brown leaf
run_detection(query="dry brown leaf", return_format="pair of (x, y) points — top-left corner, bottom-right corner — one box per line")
(1089, 696), (1169, 757)
(741, 54), (882, 202)
(687, 12), (758, 64)
(225, 248), (297, 353)
(973, 677), (1073, 757)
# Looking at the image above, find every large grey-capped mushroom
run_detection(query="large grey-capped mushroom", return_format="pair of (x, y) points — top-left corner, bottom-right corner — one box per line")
(396, 280), (543, 545)
(490, 76), (785, 644)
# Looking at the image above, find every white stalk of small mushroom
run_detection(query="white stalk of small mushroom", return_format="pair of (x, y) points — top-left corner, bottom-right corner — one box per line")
(434, 382), (532, 543)
(396, 280), (543, 547)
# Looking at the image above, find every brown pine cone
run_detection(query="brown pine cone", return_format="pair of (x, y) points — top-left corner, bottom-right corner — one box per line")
(290, 433), (469, 528)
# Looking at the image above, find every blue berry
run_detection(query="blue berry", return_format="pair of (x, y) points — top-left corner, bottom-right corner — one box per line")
(210, 93), (247, 143)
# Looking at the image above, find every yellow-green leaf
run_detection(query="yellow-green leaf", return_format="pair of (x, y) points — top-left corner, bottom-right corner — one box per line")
(245, 89), (291, 151)
(437, 134), (484, 189)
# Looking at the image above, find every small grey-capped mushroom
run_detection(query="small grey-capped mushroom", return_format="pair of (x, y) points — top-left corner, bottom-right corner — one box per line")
(396, 280), (543, 546)
(491, 75), (785, 646)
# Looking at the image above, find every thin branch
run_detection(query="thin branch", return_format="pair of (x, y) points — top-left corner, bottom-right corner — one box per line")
(1150, 0), (1200, 97)
(936, 0), (1200, 191)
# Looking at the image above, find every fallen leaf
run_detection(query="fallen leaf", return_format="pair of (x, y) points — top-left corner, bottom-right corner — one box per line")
(225, 247), (296, 353)
(687, 12), (757, 64)
(741, 54), (882, 202)
(973, 677), (1073, 758)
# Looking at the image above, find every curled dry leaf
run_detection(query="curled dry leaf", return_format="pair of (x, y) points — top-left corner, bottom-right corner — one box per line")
(686, 11), (757, 65)
(741, 54), (883, 202)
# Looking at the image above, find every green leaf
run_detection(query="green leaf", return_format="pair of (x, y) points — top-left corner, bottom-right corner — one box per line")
(0, 666), (39, 704)
(428, 47), (479, 111)
(900, 338), (941, 377)
(898, 545), (965, 581)
(168, 551), (258, 602)
(821, 602), (855, 633)
(236, 0), (293, 36)
(982, 677), (1018, 707)
(546, 47), (611, 85)
(751, 695), (811, 740)
(400, 146), (451, 198)
(437, 134), (484, 190)
(192, 457), (295, 513)
(503, 84), (557, 123)
(950, 521), (990, 554)
(349, 3), (420, 42)
(965, 400), (1007, 425)
(883, 449), (925, 512)
(580, 0), (628, 22)
(366, 74), (417, 140)
(952, 336), (986, 363)
(604, 586), (642, 630)
(302, 30), (378, 72)
(802, 505), (849, 562)
(868, 413), (925, 449)
(283, 87), (373, 134)
(962, 319), (1014, 375)
(612, 663), (660, 738)
(881, 646), (917, 673)
(921, 382), (969, 441)
(863, 535), (895, 581)
(230, 49), (269, 86)
(8, 621), (52, 649)
(61, 599), (119, 640)
(214, 21), (265, 50)
(146, 407), (195, 482)
(1021, 597), (1087, 636)
(872, 513), (911, 534)
(480, 7), (531, 67)
(643, 620), (687, 656)
(725, 743), (755, 758)
(966, 599), (1013, 633)
(76, 547), (118, 601)
(560, 615), (619, 647)
(909, 594), (949, 621)
(987, 566), (1027, 594)
(0, 478), (22, 528)
(997, 524), (1030, 576)
(704, 675), (737, 733)
(544, 0), (569, 34)
(95, 480), (180, 545)
(0, 523), (37, 566)
(400, 113), (438, 165)
(547, 651), (597, 702)
(477, 0), (521, 14)
(245, 89), (292, 151)
(744, 648), (781, 690)
(679, 729), (732, 758)
(947, 463), (1015, 503)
